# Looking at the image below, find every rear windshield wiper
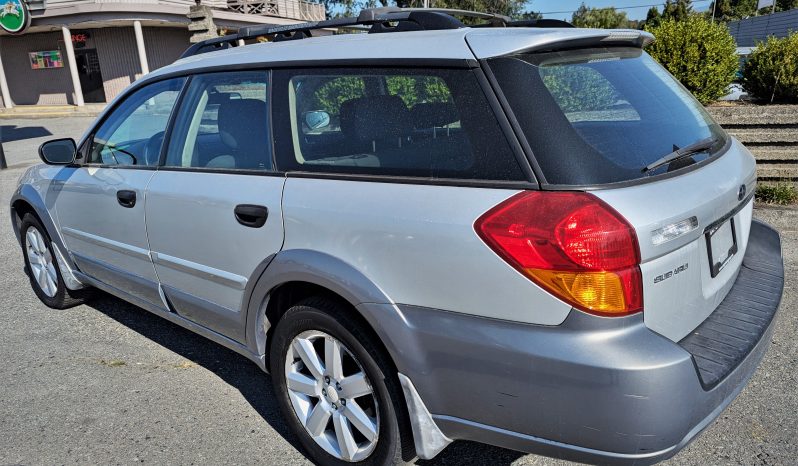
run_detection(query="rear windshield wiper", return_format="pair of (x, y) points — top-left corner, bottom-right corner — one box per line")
(642, 137), (718, 174)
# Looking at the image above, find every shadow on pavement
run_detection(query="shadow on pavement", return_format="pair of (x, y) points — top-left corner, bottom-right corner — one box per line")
(84, 291), (303, 453)
(0, 125), (52, 143)
(86, 290), (526, 466)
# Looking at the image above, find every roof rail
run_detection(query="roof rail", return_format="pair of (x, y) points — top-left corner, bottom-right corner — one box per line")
(180, 7), (574, 59)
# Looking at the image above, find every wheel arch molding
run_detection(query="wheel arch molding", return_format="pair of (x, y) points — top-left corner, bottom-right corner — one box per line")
(243, 249), (396, 363)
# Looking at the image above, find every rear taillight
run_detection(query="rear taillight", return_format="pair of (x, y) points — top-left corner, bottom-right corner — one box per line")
(475, 191), (642, 317)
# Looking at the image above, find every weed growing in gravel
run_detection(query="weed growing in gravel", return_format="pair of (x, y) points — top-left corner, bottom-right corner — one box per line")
(756, 184), (798, 205)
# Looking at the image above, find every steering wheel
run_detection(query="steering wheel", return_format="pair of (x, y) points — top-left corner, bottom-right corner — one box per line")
(143, 131), (165, 166)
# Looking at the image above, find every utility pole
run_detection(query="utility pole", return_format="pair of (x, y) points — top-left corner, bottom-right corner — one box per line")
(711, 1), (717, 22)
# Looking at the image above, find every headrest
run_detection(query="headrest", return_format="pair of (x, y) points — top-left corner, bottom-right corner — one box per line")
(340, 95), (411, 143)
(410, 102), (459, 129)
(218, 98), (268, 149)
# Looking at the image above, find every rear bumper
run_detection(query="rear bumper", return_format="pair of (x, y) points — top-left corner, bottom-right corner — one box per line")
(362, 220), (784, 464)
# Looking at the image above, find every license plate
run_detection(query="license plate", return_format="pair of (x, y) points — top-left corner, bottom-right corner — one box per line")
(706, 218), (738, 278)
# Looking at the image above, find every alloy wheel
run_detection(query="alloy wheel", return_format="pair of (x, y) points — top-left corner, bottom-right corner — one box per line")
(25, 226), (58, 298)
(284, 330), (380, 462)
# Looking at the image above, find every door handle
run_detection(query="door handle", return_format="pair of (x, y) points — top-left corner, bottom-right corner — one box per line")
(234, 204), (268, 228)
(117, 190), (136, 208)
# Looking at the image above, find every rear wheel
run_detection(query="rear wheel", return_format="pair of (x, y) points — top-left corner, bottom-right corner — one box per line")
(270, 297), (413, 465)
(20, 213), (91, 309)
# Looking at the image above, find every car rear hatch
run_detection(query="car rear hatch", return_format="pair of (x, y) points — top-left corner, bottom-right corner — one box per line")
(474, 30), (761, 343)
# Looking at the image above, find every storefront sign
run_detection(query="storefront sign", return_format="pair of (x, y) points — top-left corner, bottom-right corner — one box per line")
(29, 51), (64, 69)
(0, 0), (30, 34)
(71, 31), (90, 48)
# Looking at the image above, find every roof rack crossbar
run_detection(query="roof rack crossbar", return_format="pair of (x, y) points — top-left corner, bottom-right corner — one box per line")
(180, 7), (574, 59)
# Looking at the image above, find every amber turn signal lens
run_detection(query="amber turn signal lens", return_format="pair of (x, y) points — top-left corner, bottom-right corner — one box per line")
(525, 268), (642, 316)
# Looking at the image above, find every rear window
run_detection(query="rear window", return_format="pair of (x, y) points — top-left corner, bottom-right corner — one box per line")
(272, 68), (525, 181)
(489, 47), (728, 186)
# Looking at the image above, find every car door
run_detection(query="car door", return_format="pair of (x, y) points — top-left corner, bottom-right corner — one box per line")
(145, 71), (284, 342)
(54, 78), (186, 310)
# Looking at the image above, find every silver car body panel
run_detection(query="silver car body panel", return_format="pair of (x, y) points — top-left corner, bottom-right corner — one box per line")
(281, 178), (573, 325)
(144, 171), (285, 341)
(592, 139), (757, 341)
(51, 166), (162, 308)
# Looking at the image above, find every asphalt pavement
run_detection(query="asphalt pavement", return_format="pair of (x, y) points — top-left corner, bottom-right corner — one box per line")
(0, 119), (796, 465)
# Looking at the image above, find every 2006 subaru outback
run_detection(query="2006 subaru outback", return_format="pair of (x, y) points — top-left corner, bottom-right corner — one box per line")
(10, 8), (785, 465)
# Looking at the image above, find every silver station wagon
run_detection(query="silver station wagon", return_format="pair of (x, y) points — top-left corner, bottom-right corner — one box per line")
(10, 8), (785, 465)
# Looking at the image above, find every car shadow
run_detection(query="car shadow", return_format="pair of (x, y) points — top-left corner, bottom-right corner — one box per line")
(86, 291), (526, 466)
(84, 291), (302, 452)
(0, 125), (52, 143)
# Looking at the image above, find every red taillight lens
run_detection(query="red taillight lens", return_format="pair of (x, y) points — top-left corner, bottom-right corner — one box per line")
(475, 191), (642, 316)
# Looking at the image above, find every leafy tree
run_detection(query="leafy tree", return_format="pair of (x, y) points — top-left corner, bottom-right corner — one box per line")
(710, 0), (755, 20)
(645, 15), (739, 104)
(644, 6), (662, 28)
(662, 0), (693, 21)
(759, 0), (798, 13)
(742, 32), (798, 103)
(571, 3), (630, 28)
(539, 65), (620, 113)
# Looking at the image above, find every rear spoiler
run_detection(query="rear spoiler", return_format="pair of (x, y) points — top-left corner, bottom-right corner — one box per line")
(466, 29), (655, 59)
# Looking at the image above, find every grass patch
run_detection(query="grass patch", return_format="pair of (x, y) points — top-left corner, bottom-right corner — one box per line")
(756, 184), (798, 205)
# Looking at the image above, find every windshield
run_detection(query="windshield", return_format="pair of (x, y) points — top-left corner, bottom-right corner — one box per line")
(488, 47), (728, 185)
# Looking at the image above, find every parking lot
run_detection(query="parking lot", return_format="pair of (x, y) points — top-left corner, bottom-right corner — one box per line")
(1, 118), (796, 465)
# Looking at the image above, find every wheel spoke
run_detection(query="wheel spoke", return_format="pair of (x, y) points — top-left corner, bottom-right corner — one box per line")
(34, 230), (46, 254)
(37, 266), (49, 291)
(30, 262), (42, 281)
(333, 413), (358, 461)
(324, 337), (344, 380)
(27, 248), (40, 267)
(286, 371), (317, 396)
(26, 231), (38, 252)
(343, 400), (378, 442)
(45, 263), (58, 295)
(338, 373), (371, 399)
(305, 402), (331, 437)
(293, 338), (324, 380)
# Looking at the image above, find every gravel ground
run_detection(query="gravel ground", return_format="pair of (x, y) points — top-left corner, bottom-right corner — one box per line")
(0, 144), (795, 464)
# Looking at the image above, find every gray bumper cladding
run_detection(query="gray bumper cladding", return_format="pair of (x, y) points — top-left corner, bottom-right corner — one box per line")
(679, 219), (784, 388)
(375, 220), (783, 465)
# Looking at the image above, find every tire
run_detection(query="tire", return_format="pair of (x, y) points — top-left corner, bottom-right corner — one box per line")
(20, 213), (92, 309)
(270, 297), (415, 466)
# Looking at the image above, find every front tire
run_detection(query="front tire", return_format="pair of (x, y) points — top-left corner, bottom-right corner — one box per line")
(270, 297), (414, 465)
(20, 213), (91, 309)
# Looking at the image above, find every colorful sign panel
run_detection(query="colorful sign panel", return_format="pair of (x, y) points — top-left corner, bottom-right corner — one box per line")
(29, 51), (64, 70)
(0, 0), (30, 34)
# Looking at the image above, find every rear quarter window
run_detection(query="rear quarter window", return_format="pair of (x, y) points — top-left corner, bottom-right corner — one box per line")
(489, 47), (728, 186)
(272, 67), (526, 182)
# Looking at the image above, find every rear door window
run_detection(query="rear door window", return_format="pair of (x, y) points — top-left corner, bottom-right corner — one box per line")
(489, 47), (728, 186)
(164, 71), (271, 170)
(272, 68), (525, 181)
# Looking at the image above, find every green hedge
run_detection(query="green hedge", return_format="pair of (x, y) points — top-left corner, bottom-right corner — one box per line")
(743, 32), (798, 103)
(645, 16), (738, 105)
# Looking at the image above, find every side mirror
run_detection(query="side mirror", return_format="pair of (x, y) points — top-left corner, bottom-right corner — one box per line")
(304, 110), (331, 130)
(39, 138), (77, 165)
